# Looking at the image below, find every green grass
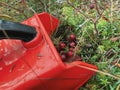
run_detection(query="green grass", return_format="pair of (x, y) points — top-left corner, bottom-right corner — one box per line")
(0, 0), (120, 90)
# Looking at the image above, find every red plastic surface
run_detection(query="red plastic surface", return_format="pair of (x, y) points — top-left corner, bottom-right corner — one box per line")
(0, 12), (97, 90)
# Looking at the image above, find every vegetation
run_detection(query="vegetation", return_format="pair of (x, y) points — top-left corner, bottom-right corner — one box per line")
(0, 0), (120, 90)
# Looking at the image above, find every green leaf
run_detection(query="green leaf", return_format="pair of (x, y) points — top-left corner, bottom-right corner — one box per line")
(97, 45), (105, 54)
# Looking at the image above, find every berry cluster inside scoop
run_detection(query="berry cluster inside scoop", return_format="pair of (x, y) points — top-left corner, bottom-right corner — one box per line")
(56, 34), (81, 62)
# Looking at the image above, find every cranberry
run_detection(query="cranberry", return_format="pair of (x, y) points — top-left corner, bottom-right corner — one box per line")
(59, 42), (66, 49)
(89, 4), (95, 9)
(69, 47), (74, 51)
(67, 51), (73, 57)
(61, 54), (66, 60)
(69, 34), (76, 41)
(69, 42), (76, 47)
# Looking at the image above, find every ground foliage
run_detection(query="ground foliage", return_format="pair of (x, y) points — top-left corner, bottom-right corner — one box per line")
(0, 0), (120, 90)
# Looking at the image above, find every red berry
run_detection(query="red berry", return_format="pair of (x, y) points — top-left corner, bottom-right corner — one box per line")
(67, 51), (73, 57)
(69, 42), (76, 47)
(89, 4), (95, 9)
(69, 47), (74, 51)
(69, 34), (76, 41)
(59, 42), (66, 49)
(61, 54), (66, 60)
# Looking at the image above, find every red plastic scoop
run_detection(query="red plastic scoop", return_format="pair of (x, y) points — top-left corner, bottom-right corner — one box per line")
(0, 12), (97, 90)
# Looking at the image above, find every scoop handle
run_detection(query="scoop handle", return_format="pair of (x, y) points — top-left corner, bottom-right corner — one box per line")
(0, 20), (37, 42)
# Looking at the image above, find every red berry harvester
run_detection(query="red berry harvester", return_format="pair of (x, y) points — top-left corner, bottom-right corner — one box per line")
(0, 12), (98, 90)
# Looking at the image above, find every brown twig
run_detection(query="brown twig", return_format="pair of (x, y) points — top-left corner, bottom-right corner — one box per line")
(39, 1), (45, 11)
(93, 10), (104, 36)
(21, 0), (27, 8)
(66, 0), (88, 19)
(94, 0), (101, 15)
(71, 63), (120, 80)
